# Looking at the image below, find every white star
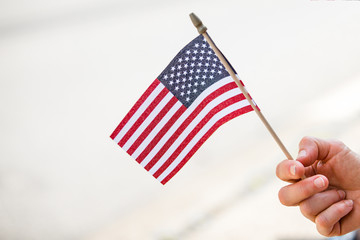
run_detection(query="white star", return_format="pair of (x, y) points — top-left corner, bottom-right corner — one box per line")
(202, 75), (207, 79)
(201, 81), (205, 85)
(180, 92), (185, 96)
(194, 82), (199, 86)
(203, 69), (208, 73)
(188, 83), (192, 88)
(199, 56), (204, 61)
(171, 66), (176, 71)
(197, 62), (202, 67)
(195, 75), (200, 80)
(190, 62), (195, 67)
(164, 75), (168, 80)
(177, 72), (181, 77)
(209, 75), (214, 79)
(202, 44), (207, 48)
(169, 80), (174, 85)
(195, 43), (199, 48)
(193, 89), (197, 93)
(182, 78), (187, 82)
(184, 64), (188, 69)
(186, 97), (190, 102)
(188, 76), (193, 81)
(176, 79), (180, 84)
(211, 69), (215, 73)
(178, 58), (183, 62)
(175, 86), (179, 91)
(193, 50), (198, 54)
(212, 63), (217, 68)
(196, 69), (201, 73)
(177, 65), (182, 70)
(207, 51), (212, 55)
(187, 90), (191, 95)
(192, 56), (197, 61)
(200, 50), (205, 54)
(206, 56), (211, 61)
(183, 71), (187, 75)
(170, 73), (175, 78)
(181, 85), (186, 89)
(189, 69), (194, 74)
(185, 57), (189, 61)
(219, 65), (223, 69)
(218, 70), (222, 74)
(213, 58), (218, 62)
(186, 50), (191, 55)
(205, 62), (209, 67)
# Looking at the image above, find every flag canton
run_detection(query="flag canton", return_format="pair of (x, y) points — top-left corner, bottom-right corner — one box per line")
(158, 35), (230, 108)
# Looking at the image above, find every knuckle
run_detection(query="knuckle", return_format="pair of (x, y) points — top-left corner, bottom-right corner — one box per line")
(315, 215), (331, 236)
(299, 201), (314, 218)
(278, 189), (292, 206)
(299, 136), (311, 146)
(330, 139), (344, 146)
(333, 203), (346, 215)
(315, 214), (328, 227)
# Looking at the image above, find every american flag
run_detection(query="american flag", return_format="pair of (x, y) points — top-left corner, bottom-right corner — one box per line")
(111, 35), (254, 184)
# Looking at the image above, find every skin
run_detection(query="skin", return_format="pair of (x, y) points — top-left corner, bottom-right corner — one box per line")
(276, 136), (360, 237)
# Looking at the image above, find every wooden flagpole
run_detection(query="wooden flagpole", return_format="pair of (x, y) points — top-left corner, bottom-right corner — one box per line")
(189, 12), (293, 160)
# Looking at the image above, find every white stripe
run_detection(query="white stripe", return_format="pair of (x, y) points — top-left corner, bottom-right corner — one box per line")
(122, 92), (173, 151)
(132, 101), (182, 159)
(139, 76), (235, 167)
(157, 99), (249, 182)
(113, 83), (164, 143)
(148, 88), (241, 174)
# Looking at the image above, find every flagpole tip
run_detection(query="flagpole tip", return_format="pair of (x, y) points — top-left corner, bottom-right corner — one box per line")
(189, 13), (207, 34)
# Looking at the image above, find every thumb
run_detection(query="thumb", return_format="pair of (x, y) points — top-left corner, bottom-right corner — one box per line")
(297, 136), (332, 167)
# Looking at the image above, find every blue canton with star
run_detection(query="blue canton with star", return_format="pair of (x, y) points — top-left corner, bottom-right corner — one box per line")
(158, 35), (230, 108)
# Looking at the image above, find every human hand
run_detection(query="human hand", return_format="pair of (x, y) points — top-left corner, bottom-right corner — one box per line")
(276, 136), (360, 237)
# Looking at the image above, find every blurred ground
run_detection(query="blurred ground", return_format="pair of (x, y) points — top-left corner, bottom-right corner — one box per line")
(0, 0), (360, 240)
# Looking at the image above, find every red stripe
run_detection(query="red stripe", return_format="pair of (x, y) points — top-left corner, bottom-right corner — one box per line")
(118, 86), (169, 147)
(127, 96), (178, 155)
(110, 79), (160, 140)
(143, 82), (238, 171)
(161, 105), (253, 184)
(153, 94), (246, 178)
(135, 105), (187, 163)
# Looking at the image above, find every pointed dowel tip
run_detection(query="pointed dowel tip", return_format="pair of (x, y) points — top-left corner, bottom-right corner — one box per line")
(189, 13), (207, 34)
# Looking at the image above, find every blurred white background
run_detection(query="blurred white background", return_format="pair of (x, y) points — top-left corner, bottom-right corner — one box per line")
(0, 0), (360, 239)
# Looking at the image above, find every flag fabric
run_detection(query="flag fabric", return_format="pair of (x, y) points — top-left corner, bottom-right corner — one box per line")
(110, 34), (255, 184)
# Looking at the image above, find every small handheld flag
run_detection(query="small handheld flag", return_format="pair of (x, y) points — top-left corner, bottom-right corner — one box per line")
(111, 13), (292, 185)
(111, 35), (254, 184)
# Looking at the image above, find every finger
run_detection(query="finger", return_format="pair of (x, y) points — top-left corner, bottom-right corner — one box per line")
(297, 136), (345, 166)
(297, 136), (327, 166)
(278, 175), (328, 206)
(315, 200), (353, 237)
(299, 189), (346, 222)
(276, 160), (305, 181)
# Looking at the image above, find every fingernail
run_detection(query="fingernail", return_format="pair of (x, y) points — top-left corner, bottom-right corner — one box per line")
(317, 161), (323, 168)
(337, 190), (346, 199)
(290, 165), (296, 176)
(297, 150), (306, 160)
(344, 200), (353, 207)
(314, 177), (325, 188)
